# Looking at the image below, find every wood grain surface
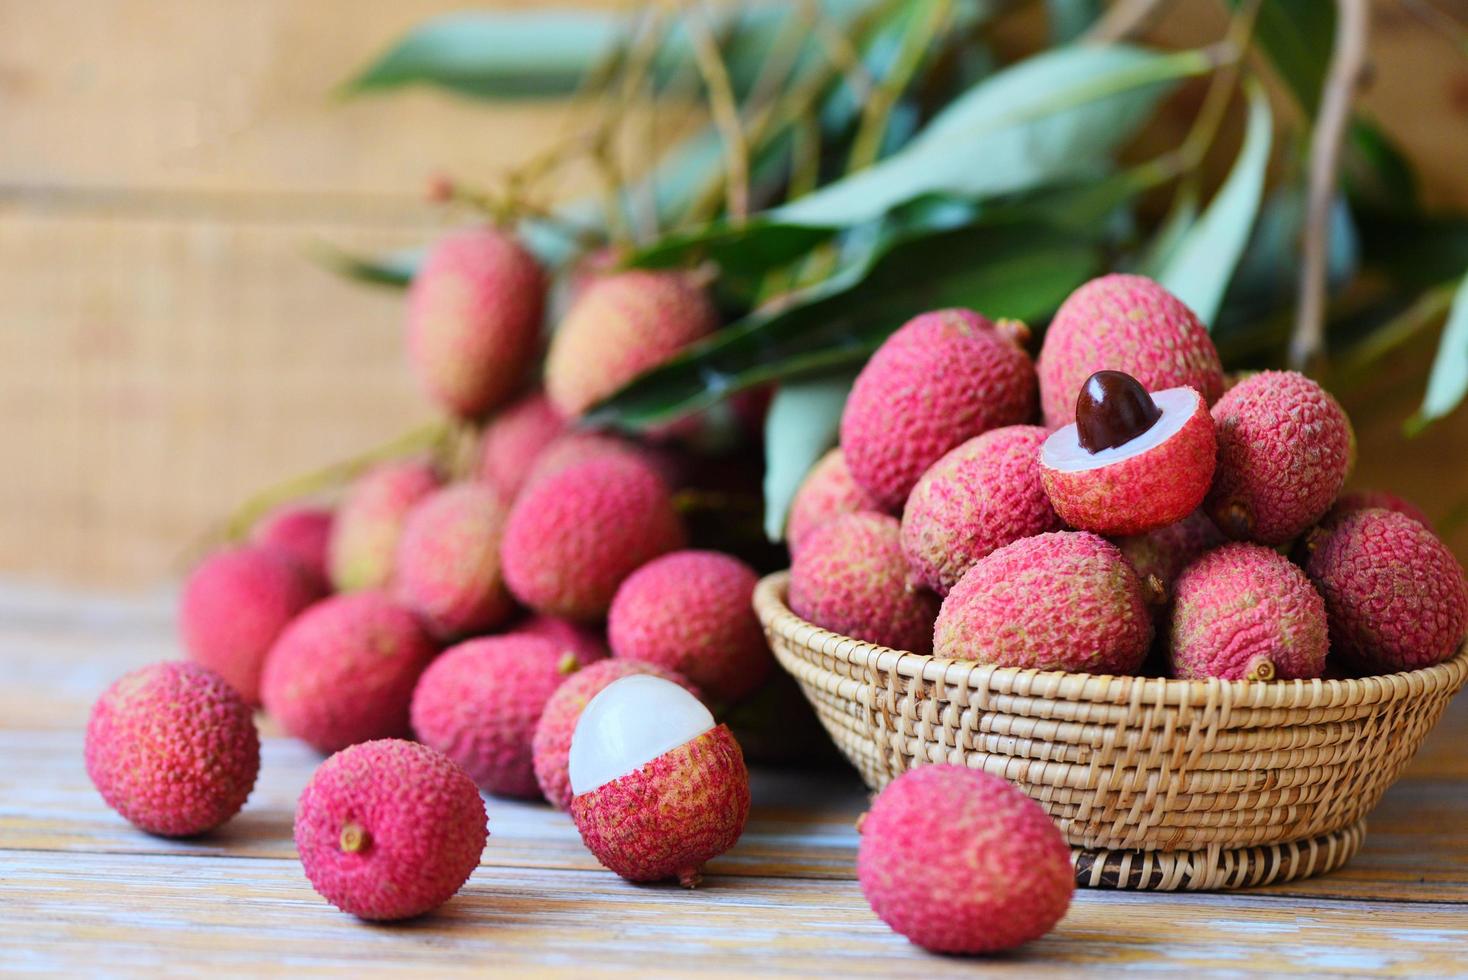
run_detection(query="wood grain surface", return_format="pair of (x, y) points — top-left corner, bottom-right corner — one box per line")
(1, 587), (1466, 975)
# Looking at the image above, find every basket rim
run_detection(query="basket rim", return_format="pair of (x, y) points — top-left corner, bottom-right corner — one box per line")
(755, 570), (1468, 710)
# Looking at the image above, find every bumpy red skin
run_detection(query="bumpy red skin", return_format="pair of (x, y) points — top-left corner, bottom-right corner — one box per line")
(1206, 371), (1353, 545)
(406, 229), (546, 419)
(787, 449), (884, 557)
(1040, 389), (1217, 536)
(1327, 490), (1431, 529)
(502, 454), (687, 621)
(1036, 274), (1224, 428)
(789, 512), (939, 654)
(393, 483), (515, 640)
(840, 309), (1037, 511)
(261, 592), (438, 754)
(1305, 509), (1467, 673)
(410, 635), (570, 798)
(1113, 509), (1224, 600)
(934, 531), (1153, 673)
(571, 725), (749, 886)
(608, 551), (771, 704)
(476, 391), (565, 502)
(545, 270), (719, 418)
(328, 461), (440, 593)
(179, 546), (322, 705)
(294, 739), (487, 921)
(1169, 543), (1328, 681)
(524, 430), (682, 492)
(858, 765), (1073, 954)
(510, 615), (610, 668)
(532, 659), (700, 811)
(85, 662), (259, 837)
(901, 426), (1062, 595)
(250, 505), (334, 587)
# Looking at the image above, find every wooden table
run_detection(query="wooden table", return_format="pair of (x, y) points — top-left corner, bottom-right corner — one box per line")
(3, 583), (1466, 976)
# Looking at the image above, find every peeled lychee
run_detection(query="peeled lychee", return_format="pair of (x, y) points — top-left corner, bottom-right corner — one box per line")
(934, 531), (1153, 673)
(502, 454), (686, 621)
(329, 460), (440, 593)
(569, 675), (749, 886)
(1113, 509), (1224, 601)
(857, 765), (1073, 954)
(250, 504), (334, 586)
(533, 658), (701, 811)
(788, 512), (939, 653)
(510, 615), (610, 667)
(85, 661), (259, 837)
(901, 425), (1061, 595)
(545, 269), (719, 418)
(261, 591), (438, 754)
(1169, 543), (1328, 681)
(476, 391), (564, 501)
(1039, 375), (1216, 536)
(786, 448), (882, 556)
(608, 550), (771, 704)
(393, 483), (514, 639)
(840, 309), (1037, 510)
(406, 228), (545, 418)
(1305, 508), (1467, 672)
(294, 739), (487, 921)
(410, 634), (574, 798)
(1206, 371), (1353, 545)
(179, 546), (322, 705)
(1036, 274), (1224, 428)
(1327, 489), (1430, 529)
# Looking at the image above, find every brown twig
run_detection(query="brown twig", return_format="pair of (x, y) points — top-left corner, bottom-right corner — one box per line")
(687, 1), (751, 221)
(1290, 0), (1371, 373)
(1085, 0), (1175, 44)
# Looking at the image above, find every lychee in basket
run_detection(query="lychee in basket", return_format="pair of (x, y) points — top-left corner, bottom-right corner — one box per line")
(754, 572), (1468, 891)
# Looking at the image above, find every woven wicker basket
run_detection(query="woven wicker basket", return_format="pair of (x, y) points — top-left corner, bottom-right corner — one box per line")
(754, 572), (1468, 891)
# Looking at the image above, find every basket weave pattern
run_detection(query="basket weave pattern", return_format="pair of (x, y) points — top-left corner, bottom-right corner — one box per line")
(755, 572), (1468, 890)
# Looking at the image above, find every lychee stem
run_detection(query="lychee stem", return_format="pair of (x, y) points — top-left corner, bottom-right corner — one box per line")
(557, 652), (581, 676)
(1140, 573), (1167, 606)
(1214, 501), (1254, 540)
(339, 822), (369, 853)
(994, 318), (1031, 349)
(676, 867), (704, 889)
(1245, 657), (1276, 682)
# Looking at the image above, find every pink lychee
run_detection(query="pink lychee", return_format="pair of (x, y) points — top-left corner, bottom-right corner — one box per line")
(328, 460), (440, 593)
(476, 391), (564, 501)
(786, 448), (883, 557)
(250, 504), (334, 586)
(393, 483), (515, 639)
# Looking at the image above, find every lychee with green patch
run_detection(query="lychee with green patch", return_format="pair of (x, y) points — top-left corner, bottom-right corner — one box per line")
(328, 460), (440, 593)
(393, 483), (515, 639)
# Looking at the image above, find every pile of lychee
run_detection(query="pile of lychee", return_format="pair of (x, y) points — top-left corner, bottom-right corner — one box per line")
(790, 273), (1468, 687)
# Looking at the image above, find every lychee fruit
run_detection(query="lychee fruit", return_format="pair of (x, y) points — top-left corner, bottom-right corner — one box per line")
(1206, 371), (1353, 545)
(1305, 508), (1467, 673)
(857, 765), (1073, 954)
(1169, 543), (1328, 681)
(840, 309), (1037, 510)
(1113, 509), (1224, 601)
(901, 425), (1062, 595)
(328, 460), (440, 593)
(1036, 273), (1224, 428)
(532, 658), (701, 811)
(1327, 489), (1431, 529)
(1039, 373), (1216, 536)
(502, 454), (686, 621)
(406, 228), (545, 418)
(85, 661), (259, 837)
(934, 531), (1153, 673)
(608, 550), (770, 704)
(545, 269), (719, 418)
(569, 675), (749, 887)
(510, 615), (610, 668)
(393, 483), (515, 639)
(261, 591), (438, 754)
(788, 512), (939, 653)
(786, 448), (882, 556)
(294, 739), (487, 921)
(250, 504), (334, 586)
(524, 430), (681, 491)
(178, 546), (323, 705)
(410, 634), (575, 798)
(476, 390), (564, 501)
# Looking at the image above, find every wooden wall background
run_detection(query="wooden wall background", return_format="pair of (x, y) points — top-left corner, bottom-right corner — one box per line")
(2, 0), (1466, 587)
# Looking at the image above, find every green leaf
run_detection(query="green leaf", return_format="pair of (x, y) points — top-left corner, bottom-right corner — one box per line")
(1411, 272), (1468, 431)
(1045, 0), (1102, 44)
(1158, 79), (1272, 324)
(761, 376), (854, 541)
(1135, 187), (1199, 279)
(1357, 212), (1468, 290)
(770, 45), (1211, 228)
(309, 241), (423, 289)
(591, 220), (1100, 429)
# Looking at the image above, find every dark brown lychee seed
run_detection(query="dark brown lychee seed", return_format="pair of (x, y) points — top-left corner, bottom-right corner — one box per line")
(1075, 370), (1162, 453)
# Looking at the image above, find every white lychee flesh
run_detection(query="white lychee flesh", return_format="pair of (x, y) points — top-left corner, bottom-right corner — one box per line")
(567, 675), (715, 796)
(1040, 386), (1197, 471)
